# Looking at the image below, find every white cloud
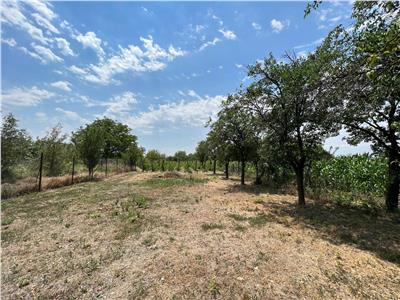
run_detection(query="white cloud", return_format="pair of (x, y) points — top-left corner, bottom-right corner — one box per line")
(103, 91), (138, 117)
(25, 0), (57, 21)
(235, 63), (243, 68)
(168, 45), (186, 57)
(195, 25), (205, 33)
(75, 31), (105, 59)
(54, 37), (75, 56)
(31, 43), (63, 63)
(1, 0), (49, 44)
(126, 95), (224, 134)
(293, 37), (324, 50)
(68, 65), (87, 76)
(36, 112), (48, 122)
(31, 12), (59, 34)
(55, 108), (88, 124)
(211, 14), (223, 26)
(73, 35), (186, 85)
(252, 22), (261, 31)
(2, 86), (55, 106)
(219, 28), (237, 40)
(198, 37), (221, 51)
(270, 19), (288, 33)
(51, 81), (72, 92)
(1, 38), (17, 47)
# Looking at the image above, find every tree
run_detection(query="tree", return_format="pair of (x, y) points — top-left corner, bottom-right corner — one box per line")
(195, 141), (208, 170)
(174, 151), (187, 171)
(211, 97), (259, 185)
(242, 48), (340, 204)
(146, 149), (161, 172)
(205, 136), (219, 175)
(317, 1), (400, 211)
(121, 143), (143, 171)
(36, 124), (67, 176)
(72, 123), (105, 179)
(1, 113), (32, 180)
(92, 117), (137, 160)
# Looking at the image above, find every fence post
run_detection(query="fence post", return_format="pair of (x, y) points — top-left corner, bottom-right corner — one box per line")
(116, 158), (119, 173)
(38, 152), (43, 192)
(71, 156), (75, 184)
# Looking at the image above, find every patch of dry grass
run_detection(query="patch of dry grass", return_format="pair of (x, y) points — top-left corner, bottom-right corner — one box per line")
(1, 172), (399, 299)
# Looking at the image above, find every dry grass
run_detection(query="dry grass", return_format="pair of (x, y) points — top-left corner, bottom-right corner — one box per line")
(1, 173), (103, 199)
(1, 171), (399, 299)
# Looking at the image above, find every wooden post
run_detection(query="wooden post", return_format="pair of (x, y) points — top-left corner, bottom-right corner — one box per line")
(38, 152), (43, 192)
(71, 156), (75, 184)
(116, 158), (119, 174)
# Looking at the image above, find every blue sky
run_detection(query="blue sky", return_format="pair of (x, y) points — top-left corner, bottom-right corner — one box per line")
(1, 0), (371, 155)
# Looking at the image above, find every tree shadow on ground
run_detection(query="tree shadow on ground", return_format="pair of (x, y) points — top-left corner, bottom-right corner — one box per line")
(226, 181), (292, 196)
(226, 183), (400, 265)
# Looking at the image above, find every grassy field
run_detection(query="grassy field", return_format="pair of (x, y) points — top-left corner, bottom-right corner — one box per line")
(1, 172), (399, 299)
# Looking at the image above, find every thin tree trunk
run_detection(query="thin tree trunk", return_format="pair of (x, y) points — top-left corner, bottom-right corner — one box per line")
(213, 159), (216, 175)
(105, 157), (108, 177)
(241, 160), (245, 185)
(295, 164), (306, 206)
(225, 161), (229, 179)
(386, 149), (399, 212)
(255, 161), (262, 185)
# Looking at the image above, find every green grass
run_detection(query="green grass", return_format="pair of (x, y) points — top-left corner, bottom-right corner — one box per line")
(140, 177), (208, 188)
(248, 213), (268, 227)
(201, 223), (225, 231)
(133, 195), (149, 208)
(228, 213), (248, 222)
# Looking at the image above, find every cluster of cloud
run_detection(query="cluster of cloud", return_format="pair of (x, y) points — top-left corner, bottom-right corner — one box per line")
(270, 19), (290, 33)
(2, 86), (55, 106)
(68, 35), (186, 85)
(198, 13), (237, 52)
(51, 80), (72, 91)
(2, 0), (187, 86)
(1, 0), (76, 64)
(126, 94), (224, 134)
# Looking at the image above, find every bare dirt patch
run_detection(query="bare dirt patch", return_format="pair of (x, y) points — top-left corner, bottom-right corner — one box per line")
(2, 172), (399, 299)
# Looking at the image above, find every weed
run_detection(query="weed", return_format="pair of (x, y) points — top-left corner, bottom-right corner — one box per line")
(202, 223), (225, 231)
(89, 212), (101, 219)
(133, 195), (149, 208)
(83, 258), (100, 274)
(1, 216), (15, 226)
(233, 224), (247, 232)
(18, 278), (30, 288)
(208, 278), (220, 299)
(254, 199), (264, 205)
(142, 235), (157, 247)
(248, 213), (268, 227)
(228, 213), (248, 221)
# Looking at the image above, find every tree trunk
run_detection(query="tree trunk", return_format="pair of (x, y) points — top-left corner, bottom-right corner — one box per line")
(213, 159), (216, 175)
(241, 160), (245, 185)
(386, 150), (399, 212)
(295, 164), (306, 206)
(255, 161), (262, 185)
(225, 161), (229, 179)
(105, 157), (108, 177)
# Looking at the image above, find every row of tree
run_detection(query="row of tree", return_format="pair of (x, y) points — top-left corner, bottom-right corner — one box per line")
(1, 114), (218, 181)
(196, 1), (399, 211)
